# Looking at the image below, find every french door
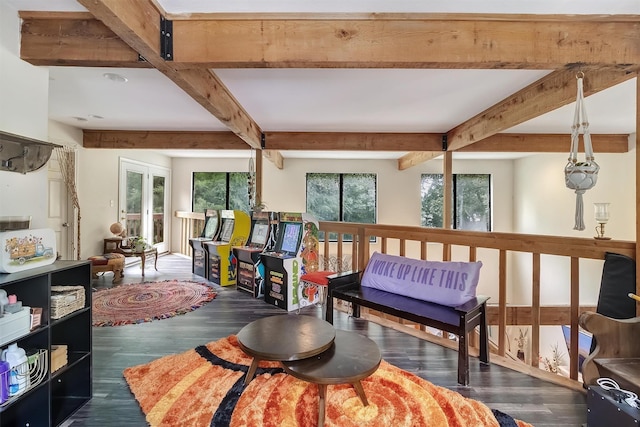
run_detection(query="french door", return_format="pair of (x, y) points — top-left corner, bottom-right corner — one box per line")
(118, 159), (170, 254)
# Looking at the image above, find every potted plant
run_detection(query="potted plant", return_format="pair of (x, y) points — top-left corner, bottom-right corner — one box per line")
(251, 199), (267, 213)
(130, 236), (147, 252)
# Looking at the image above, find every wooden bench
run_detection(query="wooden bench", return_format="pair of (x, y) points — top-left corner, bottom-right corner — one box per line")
(326, 271), (489, 386)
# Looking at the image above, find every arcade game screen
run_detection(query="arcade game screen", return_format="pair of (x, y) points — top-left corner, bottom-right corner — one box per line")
(279, 222), (302, 255)
(219, 219), (235, 242)
(203, 213), (219, 239)
(250, 223), (269, 246)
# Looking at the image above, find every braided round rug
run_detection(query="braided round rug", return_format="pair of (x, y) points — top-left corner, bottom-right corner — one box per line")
(92, 280), (217, 327)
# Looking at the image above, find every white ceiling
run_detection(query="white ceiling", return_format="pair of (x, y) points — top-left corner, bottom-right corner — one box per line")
(5, 0), (639, 160)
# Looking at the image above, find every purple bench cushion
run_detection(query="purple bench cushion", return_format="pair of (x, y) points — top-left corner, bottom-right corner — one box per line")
(361, 252), (482, 307)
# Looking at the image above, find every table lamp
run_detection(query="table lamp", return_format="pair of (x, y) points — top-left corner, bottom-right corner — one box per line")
(109, 222), (126, 238)
(593, 202), (611, 240)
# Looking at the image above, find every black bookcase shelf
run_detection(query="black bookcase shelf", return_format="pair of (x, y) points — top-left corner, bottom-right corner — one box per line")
(0, 261), (92, 426)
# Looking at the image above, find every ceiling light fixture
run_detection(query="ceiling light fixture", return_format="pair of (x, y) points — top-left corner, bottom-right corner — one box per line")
(102, 72), (128, 83)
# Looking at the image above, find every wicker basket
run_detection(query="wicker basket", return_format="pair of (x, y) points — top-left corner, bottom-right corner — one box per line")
(51, 285), (85, 320)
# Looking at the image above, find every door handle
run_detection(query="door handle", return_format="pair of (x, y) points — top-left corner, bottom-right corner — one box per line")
(62, 223), (69, 227)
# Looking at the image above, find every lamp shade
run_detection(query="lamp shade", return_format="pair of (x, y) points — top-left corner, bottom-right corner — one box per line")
(110, 222), (125, 237)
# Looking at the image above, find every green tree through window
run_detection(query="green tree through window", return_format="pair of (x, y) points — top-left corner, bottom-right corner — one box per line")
(306, 173), (377, 240)
(421, 174), (491, 231)
(193, 172), (249, 213)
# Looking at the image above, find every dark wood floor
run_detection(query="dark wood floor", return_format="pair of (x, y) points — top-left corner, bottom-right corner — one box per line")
(65, 253), (587, 427)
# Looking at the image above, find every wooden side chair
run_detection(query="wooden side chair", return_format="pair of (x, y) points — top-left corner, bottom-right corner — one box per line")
(579, 252), (639, 392)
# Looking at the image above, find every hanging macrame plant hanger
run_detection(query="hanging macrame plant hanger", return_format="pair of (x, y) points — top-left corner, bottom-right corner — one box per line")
(564, 72), (599, 231)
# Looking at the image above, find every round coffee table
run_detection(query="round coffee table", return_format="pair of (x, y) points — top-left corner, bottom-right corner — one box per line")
(281, 329), (381, 427)
(236, 314), (336, 385)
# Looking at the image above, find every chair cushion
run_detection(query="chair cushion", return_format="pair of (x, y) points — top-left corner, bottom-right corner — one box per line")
(300, 271), (336, 286)
(596, 252), (636, 319)
(88, 253), (125, 265)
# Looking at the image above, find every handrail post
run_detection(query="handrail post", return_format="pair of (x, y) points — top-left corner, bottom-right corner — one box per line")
(532, 253), (541, 368)
(498, 249), (507, 356)
(570, 257), (580, 380)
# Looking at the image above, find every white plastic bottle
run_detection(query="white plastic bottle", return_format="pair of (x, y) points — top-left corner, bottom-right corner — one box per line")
(1, 343), (29, 396)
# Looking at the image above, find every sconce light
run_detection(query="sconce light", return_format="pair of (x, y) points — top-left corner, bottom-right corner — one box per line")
(594, 202), (611, 240)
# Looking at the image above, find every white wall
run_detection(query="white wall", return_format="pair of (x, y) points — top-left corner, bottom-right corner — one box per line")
(171, 156), (514, 239)
(0, 3), (50, 228)
(77, 149), (171, 258)
(40, 120), (175, 259)
(514, 148), (636, 240)
(255, 156), (513, 230)
(511, 146), (636, 307)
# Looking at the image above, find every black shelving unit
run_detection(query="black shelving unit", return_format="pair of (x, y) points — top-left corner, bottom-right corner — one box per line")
(0, 261), (92, 426)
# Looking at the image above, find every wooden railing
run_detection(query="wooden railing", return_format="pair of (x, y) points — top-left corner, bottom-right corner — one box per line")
(174, 211), (635, 388)
(175, 211), (206, 255)
(124, 213), (166, 245)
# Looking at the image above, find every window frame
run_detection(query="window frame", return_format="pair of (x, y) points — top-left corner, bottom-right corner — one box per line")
(192, 171), (249, 212)
(420, 173), (492, 231)
(306, 172), (377, 242)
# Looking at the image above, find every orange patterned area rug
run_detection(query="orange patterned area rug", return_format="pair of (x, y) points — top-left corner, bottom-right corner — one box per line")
(124, 335), (533, 427)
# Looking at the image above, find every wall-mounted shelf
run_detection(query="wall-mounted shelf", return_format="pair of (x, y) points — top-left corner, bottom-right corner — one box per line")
(0, 131), (61, 174)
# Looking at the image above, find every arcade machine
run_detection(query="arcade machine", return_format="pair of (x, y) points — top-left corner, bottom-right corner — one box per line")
(188, 209), (220, 278)
(204, 210), (251, 286)
(261, 212), (319, 311)
(234, 211), (278, 297)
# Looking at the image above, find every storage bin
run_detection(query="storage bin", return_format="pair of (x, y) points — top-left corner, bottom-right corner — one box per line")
(51, 286), (85, 319)
(50, 345), (68, 373)
(0, 308), (31, 347)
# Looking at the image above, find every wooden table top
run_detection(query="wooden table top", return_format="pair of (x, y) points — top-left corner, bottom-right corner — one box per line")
(237, 314), (335, 362)
(282, 329), (381, 384)
(118, 246), (157, 256)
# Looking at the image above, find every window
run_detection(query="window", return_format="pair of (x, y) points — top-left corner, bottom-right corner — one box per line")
(193, 172), (249, 213)
(306, 173), (377, 240)
(421, 174), (491, 231)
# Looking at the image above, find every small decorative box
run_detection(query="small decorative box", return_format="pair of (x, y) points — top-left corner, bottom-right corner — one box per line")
(30, 307), (42, 330)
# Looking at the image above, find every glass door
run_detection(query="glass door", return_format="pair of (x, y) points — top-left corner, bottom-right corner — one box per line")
(119, 159), (170, 254)
(151, 173), (168, 251)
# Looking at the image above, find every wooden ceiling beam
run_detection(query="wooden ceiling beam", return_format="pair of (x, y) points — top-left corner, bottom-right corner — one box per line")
(83, 130), (629, 154)
(75, 0), (264, 152)
(83, 130), (248, 149)
(19, 12), (151, 68)
(263, 132), (443, 151)
(262, 150), (284, 170)
(20, 13), (640, 69)
(398, 152), (443, 170)
(447, 67), (636, 151)
(461, 133), (629, 153)
(171, 17), (640, 69)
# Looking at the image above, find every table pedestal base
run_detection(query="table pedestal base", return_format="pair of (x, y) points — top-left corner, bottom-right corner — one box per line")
(282, 330), (381, 427)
